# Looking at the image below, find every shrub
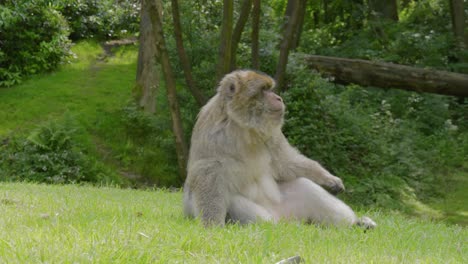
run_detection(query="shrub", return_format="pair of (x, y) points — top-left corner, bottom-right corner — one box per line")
(0, 115), (121, 185)
(58, 0), (105, 40)
(57, 0), (140, 40)
(282, 61), (467, 209)
(298, 0), (464, 73)
(0, 1), (71, 87)
(91, 101), (180, 187)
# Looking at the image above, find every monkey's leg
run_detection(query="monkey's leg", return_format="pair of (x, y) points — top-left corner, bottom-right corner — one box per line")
(278, 178), (359, 226)
(227, 195), (276, 224)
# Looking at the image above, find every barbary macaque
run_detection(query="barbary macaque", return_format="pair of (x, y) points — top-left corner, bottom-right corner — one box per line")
(183, 70), (376, 228)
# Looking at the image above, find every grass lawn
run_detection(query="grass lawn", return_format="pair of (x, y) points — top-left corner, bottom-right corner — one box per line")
(0, 41), (135, 136)
(0, 182), (466, 263)
(0, 40), (179, 184)
(430, 170), (468, 226)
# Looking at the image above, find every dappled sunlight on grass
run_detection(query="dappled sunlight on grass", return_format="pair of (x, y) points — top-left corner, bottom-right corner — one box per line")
(66, 41), (104, 70)
(429, 170), (468, 226)
(395, 168), (468, 226)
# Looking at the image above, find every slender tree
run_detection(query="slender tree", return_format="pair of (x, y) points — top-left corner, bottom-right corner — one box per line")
(170, 0), (206, 107)
(251, 0), (261, 69)
(291, 0), (307, 50)
(280, 0), (307, 51)
(148, 0), (188, 181)
(135, 0), (159, 113)
(368, 0), (399, 21)
(401, 0), (412, 9)
(449, 0), (467, 48)
(217, 0), (234, 81)
(323, 0), (330, 24)
(275, 0), (304, 91)
(281, 0), (295, 36)
(230, 0), (253, 70)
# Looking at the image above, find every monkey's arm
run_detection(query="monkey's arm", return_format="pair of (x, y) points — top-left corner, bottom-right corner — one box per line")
(269, 133), (345, 193)
(186, 160), (228, 227)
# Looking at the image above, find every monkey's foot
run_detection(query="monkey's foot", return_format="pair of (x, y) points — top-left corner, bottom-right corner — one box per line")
(275, 256), (303, 264)
(357, 216), (377, 229)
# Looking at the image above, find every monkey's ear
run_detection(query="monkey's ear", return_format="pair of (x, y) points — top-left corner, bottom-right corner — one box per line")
(229, 84), (236, 94)
(220, 81), (237, 99)
(217, 72), (239, 98)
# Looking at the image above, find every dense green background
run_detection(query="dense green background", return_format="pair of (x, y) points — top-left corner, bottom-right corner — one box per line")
(0, 0), (467, 224)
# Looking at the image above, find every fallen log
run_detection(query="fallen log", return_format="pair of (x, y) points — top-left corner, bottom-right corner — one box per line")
(304, 55), (468, 97)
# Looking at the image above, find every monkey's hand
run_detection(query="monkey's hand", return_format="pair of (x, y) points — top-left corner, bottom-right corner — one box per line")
(325, 175), (345, 195)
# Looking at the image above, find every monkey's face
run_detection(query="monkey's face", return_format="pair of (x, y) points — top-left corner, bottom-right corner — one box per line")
(218, 70), (285, 131)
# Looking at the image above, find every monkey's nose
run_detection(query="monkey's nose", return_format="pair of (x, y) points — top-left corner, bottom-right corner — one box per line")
(275, 95), (283, 102)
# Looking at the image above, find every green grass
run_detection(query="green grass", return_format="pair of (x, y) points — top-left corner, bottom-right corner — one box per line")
(0, 41), (135, 136)
(429, 170), (468, 226)
(0, 182), (466, 263)
(0, 40), (178, 185)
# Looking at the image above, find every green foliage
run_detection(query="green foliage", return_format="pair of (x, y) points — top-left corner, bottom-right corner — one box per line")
(0, 0), (139, 87)
(299, 0), (464, 72)
(0, 0), (71, 87)
(276, 0), (467, 211)
(282, 63), (467, 209)
(57, 0), (140, 40)
(0, 115), (121, 185)
(91, 97), (188, 187)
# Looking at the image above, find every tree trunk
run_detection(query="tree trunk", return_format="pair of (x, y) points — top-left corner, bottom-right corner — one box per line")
(251, 0), (260, 69)
(401, 0), (412, 9)
(291, 0), (307, 50)
(148, 0), (188, 182)
(323, 0), (330, 24)
(282, 0), (295, 33)
(305, 55), (468, 97)
(135, 0), (159, 113)
(170, 0), (207, 107)
(368, 0), (399, 21)
(230, 0), (253, 70)
(275, 0), (303, 91)
(449, 0), (467, 48)
(217, 0), (234, 81)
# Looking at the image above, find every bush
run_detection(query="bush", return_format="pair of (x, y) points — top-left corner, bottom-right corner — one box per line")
(0, 115), (121, 185)
(282, 62), (467, 209)
(91, 101), (180, 187)
(298, 0), (464, 73)
(57, 0), (140, 40)
(0, 1), (71, 87)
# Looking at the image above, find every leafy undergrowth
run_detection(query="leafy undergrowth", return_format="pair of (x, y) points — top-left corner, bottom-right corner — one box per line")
(428, 170), (468, 226)
(0, 41), (178, 186)
(0, 183), (465, 263)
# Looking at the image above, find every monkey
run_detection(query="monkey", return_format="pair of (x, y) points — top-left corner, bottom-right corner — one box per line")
(183, 70), (376, 229)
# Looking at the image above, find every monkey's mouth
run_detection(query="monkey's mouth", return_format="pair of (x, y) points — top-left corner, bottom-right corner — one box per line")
(269, 105), (285, 113)
(268, 108), (284, 114)
(267, 109), (285, 119)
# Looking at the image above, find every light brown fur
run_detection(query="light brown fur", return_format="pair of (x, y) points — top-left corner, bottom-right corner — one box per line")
(183, 70), (376, 228)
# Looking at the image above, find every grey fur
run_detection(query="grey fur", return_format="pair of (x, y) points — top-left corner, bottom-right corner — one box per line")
(183, 70), (376, 228)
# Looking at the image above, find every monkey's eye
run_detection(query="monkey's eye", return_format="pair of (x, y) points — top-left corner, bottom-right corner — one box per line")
(262, 85), (271, 91)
